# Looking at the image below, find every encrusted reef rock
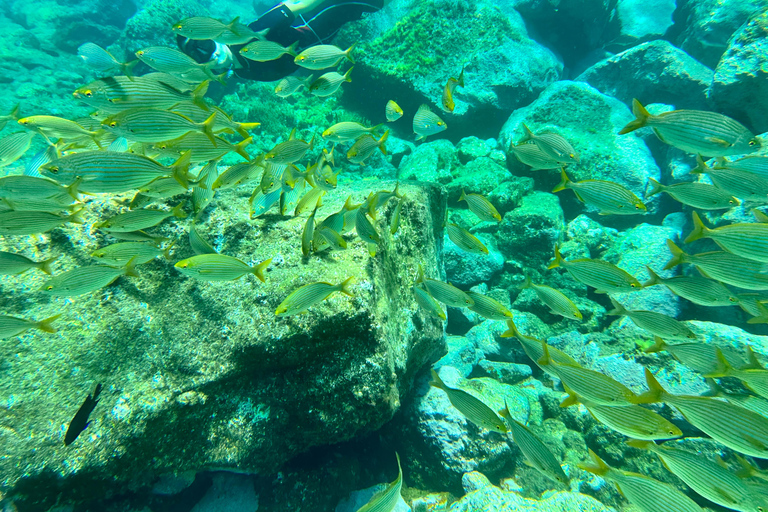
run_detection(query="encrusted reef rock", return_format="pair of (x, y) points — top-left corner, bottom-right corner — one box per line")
(335, 0), (563, 140)
(613, 0), (676, 49)
(708, 7), (768, 134)
(0, 180), (446, 508)
(577, 40), (714, 110)
(500, 81), (661, 215)
(675, 0), (766, 69)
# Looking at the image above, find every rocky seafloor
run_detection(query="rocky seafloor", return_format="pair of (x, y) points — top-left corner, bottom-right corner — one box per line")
(1, 0), (768, 511)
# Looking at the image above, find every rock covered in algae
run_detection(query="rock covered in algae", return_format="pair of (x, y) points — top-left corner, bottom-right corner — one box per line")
(0, 179), (446, 504)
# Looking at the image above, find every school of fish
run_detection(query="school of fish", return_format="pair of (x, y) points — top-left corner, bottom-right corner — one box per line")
(1, 12), (768, 512)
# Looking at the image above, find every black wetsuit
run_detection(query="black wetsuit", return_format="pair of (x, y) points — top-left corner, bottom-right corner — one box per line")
(178, 0), (383, 82)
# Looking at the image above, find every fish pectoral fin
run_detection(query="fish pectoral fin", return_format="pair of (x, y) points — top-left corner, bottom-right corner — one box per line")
(743, 433), (768, 451)
(712, 486), (739, 505)
(652, 128), (667, 144)
(706, 136), (732, 147)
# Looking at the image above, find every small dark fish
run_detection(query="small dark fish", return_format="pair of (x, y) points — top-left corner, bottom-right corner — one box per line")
(64, 383), (102, 445)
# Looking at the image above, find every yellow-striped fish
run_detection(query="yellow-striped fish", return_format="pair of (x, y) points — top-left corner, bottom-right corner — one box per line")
(309, 68), (353, 97)
(265, 128), (314, 164)
(509, 142), (561, 171)
(706, 348), (768, 399)
(0, 209), (83, 235)
(631, 368), (768, 458)
(355, 453), (403, 512)
(627, 439), (765, 512)
(103, 108), (219, 146)
(619, 99), (760, 157)
(500, 319), (580, 378)
(355, 203), (380, 244)
(446, 223), (488, 254)
(175, 254), (272, 282)
(189, 225), (217, 255)
(518, 275), (582, 320)
(646, 177), (739, 210)
(416, 265), (473, 308)
(548, 245), (642, 293)
(73, 76), (209, 113)
(429, 369), (508, 433)
(347, 131), (388, 165)
(275, 277), (354, 316)
(608, 297), (696, 340)
(519, 124), (579, 163)
(302, 206), (318, 256)
(95, 204), (186, 232)
(458, 189), (501, 222)
(554, 168), (646, 215)
(91, 241), (172, 266)
(643, 266), (739, 307)
(562, 387), (682, 440)
(644, 337), (748, 375)
(413, 284), (446, 321)
(294, 44), (355, 70)
(664, 239), (768, 291)
(465, 291), (513, 320)
(239, 40), (298, 62)
(171, 16), (239, 40)
(499, 401), (569, 484)
(686, 211), (768, 263)
(322, 122), (380, 143)
(0, 314), (61, 339)
(41, 261), (138, 296)
(579, 449), (705, 512)
(691, 155), (768, 202)
(0, 132), (35, 168)
(0, 251), (56, 275)
(538, 342), (637, 406)
(385, 100), (403, 122)
(18, 116), (102, 146)
(413, 104), (446, 141)
(441, 66), (464, 113)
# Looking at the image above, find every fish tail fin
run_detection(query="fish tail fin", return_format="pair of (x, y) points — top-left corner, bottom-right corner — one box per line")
(39, 256), (58, 275)
(66, 177), (84, 201)
(498, 399), (513, 421)
(500, 318), (521, 339)
(122, 59), (139, 80)
(377, 130), (389, 156)
(234, 137), (253, 161)
(644, 336), (666, 354)
(578, 449), (611, 477)
(123, 256), (140, 278)
(625, 439), (653, 451)
(10, 103), (21, 120)
(235, 122), (260, 140)
(646, 177), (663, 197)
(171, 202), (187, 219)
(344, 42), (357, 63)
(519, 123), (535, 143)
(703, 348), (732, 378)
(547, 244), (563, 270)
(663, 239), (686, 270)
(337, 276), (355, 297)
(537, 340), (552, 367)
(691, 154), (709, 175)
(36, 313), (62, 333)
(630, 368), (667, 404)
(643, 266), (662, 287)
(416, 263), (426, 284)
(227, 16), (241, 30)
(459, 189), (467, 203)
(518, 273), (532, 290)
(162, 240), (176, 260)
(69, 208), (86, 224)
(684, 211), (709, 243)
(171, 150), (193, 188)
(201, 112), (218, 147)
(607, 297), (627, 316)
(559, 385), (580, 408)
(552, 167), (570, 193)
(253, 257), (272, 283)
(286, 40), (299, 57)
(747, 301), (768, 325)
(618, 99), (651, 135)
(343, 67), (353, 82)
(428, 368), (446, 391)
(191, 80), (211, 111)
(457, 65), (465, 88)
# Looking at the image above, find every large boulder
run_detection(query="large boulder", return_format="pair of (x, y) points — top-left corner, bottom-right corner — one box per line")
(334, 0), (563, 141)
(613, 0), (676, 48)
(0, 180), (446, 509)
(577, 40), (714, 110)
(496, 191), (565, 267)
(675, 0), (766, 69)
(500, 81), (661, 217)
(708, 7), (768, 135)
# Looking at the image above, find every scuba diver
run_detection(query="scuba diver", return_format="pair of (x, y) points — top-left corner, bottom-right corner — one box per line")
(178, 0), (383, 82)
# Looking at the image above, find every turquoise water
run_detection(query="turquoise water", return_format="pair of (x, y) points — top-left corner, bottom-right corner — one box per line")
(1, 0), (768, 510)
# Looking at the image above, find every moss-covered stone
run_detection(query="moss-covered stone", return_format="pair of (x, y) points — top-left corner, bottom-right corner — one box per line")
(0, 180), (446, 508)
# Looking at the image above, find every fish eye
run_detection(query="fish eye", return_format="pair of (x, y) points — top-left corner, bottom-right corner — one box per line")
(630, 283), (639, 288)
(46, 286), (53, 291)
(109, 122), (117, 128)
(48, 166), (59, 174)
(85, 91), (93, 97)
(749, 139), (758, 147)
